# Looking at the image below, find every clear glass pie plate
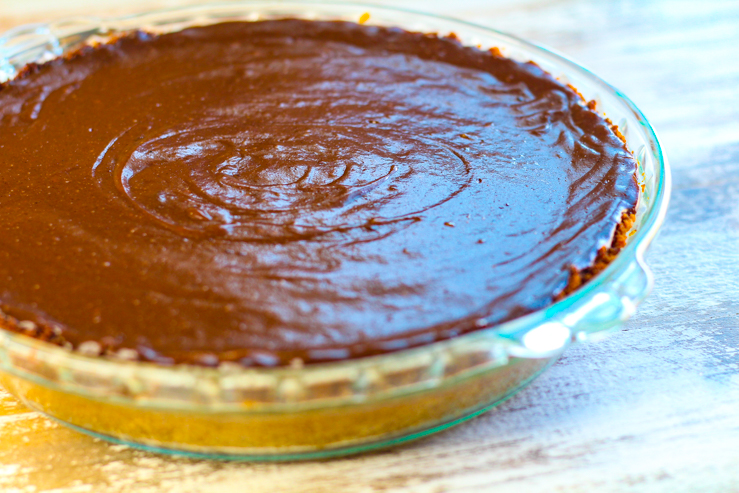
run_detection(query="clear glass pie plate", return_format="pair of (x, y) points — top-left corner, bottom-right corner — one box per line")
(0, 1), (670, 460)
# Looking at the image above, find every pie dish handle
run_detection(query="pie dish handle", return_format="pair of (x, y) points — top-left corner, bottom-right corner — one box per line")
(506, 253), (653, 359)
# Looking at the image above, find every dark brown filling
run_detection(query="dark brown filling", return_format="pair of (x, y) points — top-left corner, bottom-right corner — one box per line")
(0, 20), (638, 366)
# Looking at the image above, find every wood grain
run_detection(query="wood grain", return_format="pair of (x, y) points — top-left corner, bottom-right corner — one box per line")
(2, 0), (739, 491)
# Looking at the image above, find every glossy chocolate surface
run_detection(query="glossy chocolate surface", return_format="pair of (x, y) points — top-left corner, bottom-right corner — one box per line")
(0, 20), (638, 366)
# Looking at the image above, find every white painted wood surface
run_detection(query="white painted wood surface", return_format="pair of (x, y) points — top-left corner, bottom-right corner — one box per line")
(1, 0), (739, 491)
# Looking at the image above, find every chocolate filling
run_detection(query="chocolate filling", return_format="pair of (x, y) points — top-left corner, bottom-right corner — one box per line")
(0, 20), (638, 366)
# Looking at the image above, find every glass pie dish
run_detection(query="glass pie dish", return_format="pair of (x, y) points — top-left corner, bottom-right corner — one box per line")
(0, 1), (670, 460)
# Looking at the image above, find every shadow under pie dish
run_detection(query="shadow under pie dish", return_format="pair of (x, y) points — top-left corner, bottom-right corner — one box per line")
(0, 2), (669, 459)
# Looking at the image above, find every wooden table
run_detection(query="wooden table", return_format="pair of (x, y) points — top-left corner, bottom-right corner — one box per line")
(2, 0), (738, 491)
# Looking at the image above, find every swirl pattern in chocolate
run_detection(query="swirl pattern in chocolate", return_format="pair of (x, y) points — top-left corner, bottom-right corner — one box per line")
(0, 20), (638, 366)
